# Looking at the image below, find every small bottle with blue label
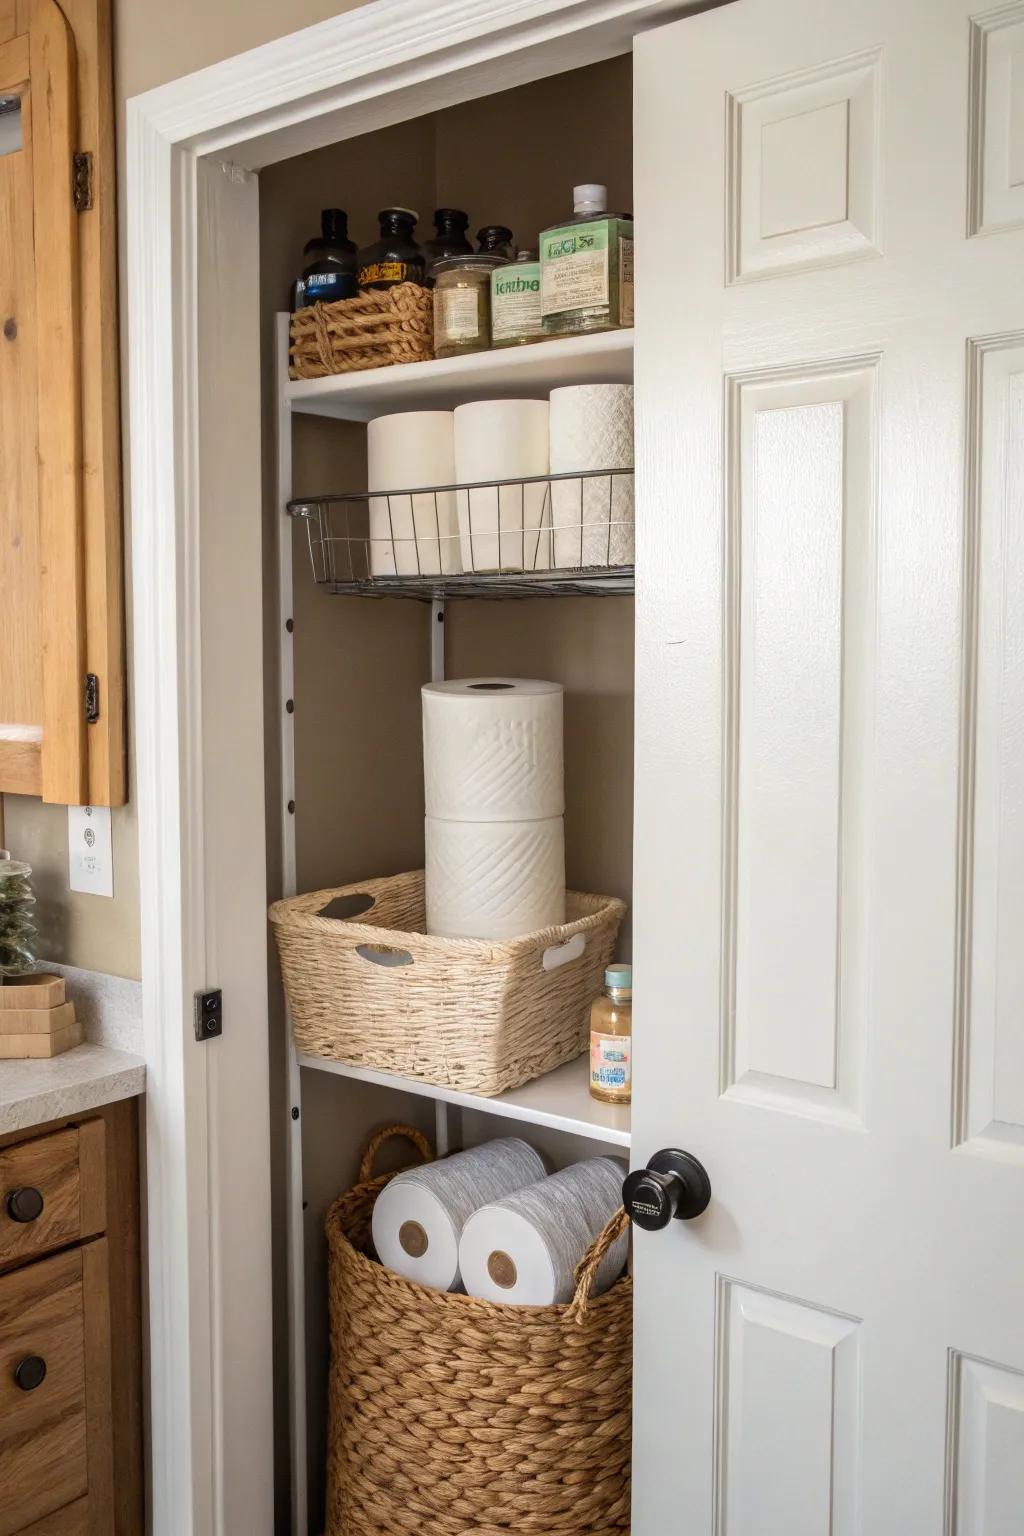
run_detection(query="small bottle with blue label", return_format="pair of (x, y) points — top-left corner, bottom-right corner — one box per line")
(589, 964), (632, 1105)
(293, 208), (358, 309)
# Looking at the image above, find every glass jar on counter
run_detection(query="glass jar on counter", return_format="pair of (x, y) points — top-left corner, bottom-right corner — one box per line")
(432, 253), (508, 359)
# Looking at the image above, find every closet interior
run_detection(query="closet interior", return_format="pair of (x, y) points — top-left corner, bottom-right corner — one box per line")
(261, 53), (636, 1530)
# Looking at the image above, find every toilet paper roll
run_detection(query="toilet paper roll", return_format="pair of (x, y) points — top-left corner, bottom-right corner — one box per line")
(459, 1157), (629, 1307)
(549, 384), (634, 569)
(453, 400), (550, 572)
(371, 1137), (547, 1291)
(423, 678), (564, 823)
(425, 815), (565, 939)
(367, 411), (460, 577)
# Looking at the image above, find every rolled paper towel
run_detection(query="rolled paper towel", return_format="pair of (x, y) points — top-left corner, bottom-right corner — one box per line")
(453, 399), (550, 572)
(425, 815), (566, 939)
(371, 1137), (547, 1291)
(423, 678), (564, 823)
(459, 1157), (629, 1306)
(367, 411), (460, 577)
(549, 384), (634, 568)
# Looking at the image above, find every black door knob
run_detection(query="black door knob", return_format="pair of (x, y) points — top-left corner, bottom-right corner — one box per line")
(622, 1149), (712, 1230)
(6, 1186), (44, 1223)
(14, 1355), (47, 1392)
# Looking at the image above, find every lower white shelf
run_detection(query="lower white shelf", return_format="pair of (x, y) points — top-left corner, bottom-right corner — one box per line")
(297, 1050), (630, 1147)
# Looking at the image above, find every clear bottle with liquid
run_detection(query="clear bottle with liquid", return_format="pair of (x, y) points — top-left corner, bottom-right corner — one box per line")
(540, 184), (634, 338)
(589, 964), (632, 1105)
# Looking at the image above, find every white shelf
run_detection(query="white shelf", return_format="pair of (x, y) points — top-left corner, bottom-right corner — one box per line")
(297, 1050), (630, 1147)
(285, 327), (634, 421)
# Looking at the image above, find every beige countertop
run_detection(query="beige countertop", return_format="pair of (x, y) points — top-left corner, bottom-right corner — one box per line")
(0, 1041), (145, 1136)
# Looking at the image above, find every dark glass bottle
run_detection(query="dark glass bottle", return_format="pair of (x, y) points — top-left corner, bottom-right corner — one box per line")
(423, 208), (472, 284)
(477, 224), (515, 261)
(293, 208), (358, 309)
(357, 208), (426, 291)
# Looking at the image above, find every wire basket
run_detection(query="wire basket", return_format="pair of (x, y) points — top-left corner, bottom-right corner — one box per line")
(287, 468), (635, 598)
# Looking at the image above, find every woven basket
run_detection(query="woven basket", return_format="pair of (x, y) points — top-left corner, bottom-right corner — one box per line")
(270, 871), (625, 1097)
(326, 1125), (632, 1536)
(289, 283), (434, 378)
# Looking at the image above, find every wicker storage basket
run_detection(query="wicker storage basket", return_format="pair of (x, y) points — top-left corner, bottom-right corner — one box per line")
(326, 1126), (632, 1536)
(289, 284), (433, 378)
(270, 871), (625, 1097)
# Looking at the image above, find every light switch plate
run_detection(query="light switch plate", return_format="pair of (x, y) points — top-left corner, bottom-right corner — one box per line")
(68, 805), (114, 897)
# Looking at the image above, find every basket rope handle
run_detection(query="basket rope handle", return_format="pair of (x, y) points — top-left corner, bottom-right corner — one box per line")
(567, 1208), (630, 1325)
(358, 1123), (434, 1184)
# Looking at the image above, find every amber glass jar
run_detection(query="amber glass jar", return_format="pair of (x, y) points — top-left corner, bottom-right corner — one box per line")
(589, 964), (632, 1105)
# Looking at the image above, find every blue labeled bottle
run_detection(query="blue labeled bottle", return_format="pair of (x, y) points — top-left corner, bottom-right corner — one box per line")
(293, 208), (358, 309)
(589, 964), (632, 1105)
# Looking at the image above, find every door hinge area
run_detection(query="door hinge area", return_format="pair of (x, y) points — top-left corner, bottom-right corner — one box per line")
(194, 989), (223, 1042)
(73, 152), (93, 212)
(84, 673), (99, 724)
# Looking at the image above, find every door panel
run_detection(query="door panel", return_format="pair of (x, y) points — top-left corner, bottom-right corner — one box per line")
(632, 1), (1024, 1531)
(716, 1280), (861, 1536)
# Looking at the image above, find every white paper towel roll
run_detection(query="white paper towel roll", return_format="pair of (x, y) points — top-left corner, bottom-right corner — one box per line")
(425, 815), (565, 939)
(549, 384), (634, 568)
(453, 400), (550, 572)
(423, 678), (564, 823)
(371, 1138), (547, 1291)
(459, 1157), (628, 1306)
(367, 411), (460, 577)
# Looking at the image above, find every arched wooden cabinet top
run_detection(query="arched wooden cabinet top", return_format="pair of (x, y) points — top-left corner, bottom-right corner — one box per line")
(0, 0), (124, 807)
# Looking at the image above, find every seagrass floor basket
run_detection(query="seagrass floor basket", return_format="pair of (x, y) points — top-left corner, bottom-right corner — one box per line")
(325, 1126), (632, 1536)
(269, 871), (625, 1097)
(289, 283), (433, 377)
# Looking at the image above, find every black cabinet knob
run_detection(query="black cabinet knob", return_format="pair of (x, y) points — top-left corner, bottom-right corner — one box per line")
(6, 1186), (44, 1223)
(14, 1355), (47, 1392)
(622, 1149), (712, 1230)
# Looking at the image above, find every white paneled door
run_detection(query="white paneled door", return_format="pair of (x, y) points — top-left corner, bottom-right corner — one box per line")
(631, 1), (1024, 1532)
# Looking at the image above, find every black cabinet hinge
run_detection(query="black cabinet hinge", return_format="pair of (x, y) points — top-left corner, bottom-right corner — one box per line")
(84, 673), (100, 724)
(194, 990), (223, 1042)
(73, 152), (93, 212)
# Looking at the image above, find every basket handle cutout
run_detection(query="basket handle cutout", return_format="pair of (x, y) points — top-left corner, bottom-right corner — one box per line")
(356, 943), (414, 968)
(319, 892), (376, 921)
(567, 1207), (630, 1323)
(542, 932), (586, 971)
(359, 1123), (433, 1184)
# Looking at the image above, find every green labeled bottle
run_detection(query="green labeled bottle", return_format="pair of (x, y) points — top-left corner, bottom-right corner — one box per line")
(540, 184), (634, 338)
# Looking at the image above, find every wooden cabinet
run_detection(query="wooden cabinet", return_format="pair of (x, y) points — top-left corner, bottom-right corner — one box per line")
(0, 1103), (141, 1535)
(0, 0), (123, 806)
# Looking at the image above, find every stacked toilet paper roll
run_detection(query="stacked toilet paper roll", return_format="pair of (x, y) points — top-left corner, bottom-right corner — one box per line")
(459, 1156), (628, 1306)
(423, 679), (566, 940)
(549, 384), (634, 568)
(367, 411), (460, 577)
(453, 400), (550, 572)
(371, 1138), (547, 1292)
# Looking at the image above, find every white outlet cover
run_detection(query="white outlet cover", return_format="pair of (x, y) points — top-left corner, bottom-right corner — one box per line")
(68, 805), (114, 897)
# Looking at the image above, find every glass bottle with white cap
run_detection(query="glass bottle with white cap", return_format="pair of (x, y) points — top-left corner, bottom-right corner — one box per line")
(589, 963), (633, 1105)
(539, 183), (634, 338)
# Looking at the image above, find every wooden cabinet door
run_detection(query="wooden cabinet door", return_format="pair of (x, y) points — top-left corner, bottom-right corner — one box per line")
(0, 0), (123, 806)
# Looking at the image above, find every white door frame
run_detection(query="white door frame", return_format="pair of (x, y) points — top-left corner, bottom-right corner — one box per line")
(125, 1), (691, 1529)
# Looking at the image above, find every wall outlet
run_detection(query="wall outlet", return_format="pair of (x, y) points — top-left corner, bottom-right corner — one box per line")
(68, 805), (114, 897)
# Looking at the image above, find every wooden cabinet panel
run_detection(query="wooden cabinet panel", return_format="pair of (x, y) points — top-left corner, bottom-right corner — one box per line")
(17, 1498), (91, 1536)
(0, 1120), (105, 1267)
(0, 1246), (89, 1535)
(0, 0), (123, 806)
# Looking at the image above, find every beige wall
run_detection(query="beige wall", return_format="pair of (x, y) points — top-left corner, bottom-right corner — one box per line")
(1, 0), (376, 981)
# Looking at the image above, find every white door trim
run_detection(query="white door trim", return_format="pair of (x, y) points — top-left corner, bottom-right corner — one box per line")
(125, 1), (690, 1529)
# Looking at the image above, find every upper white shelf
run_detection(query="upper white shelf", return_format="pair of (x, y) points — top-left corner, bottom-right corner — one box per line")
(297, 1050), (630, 1148)
(284, 326), (634, 422)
